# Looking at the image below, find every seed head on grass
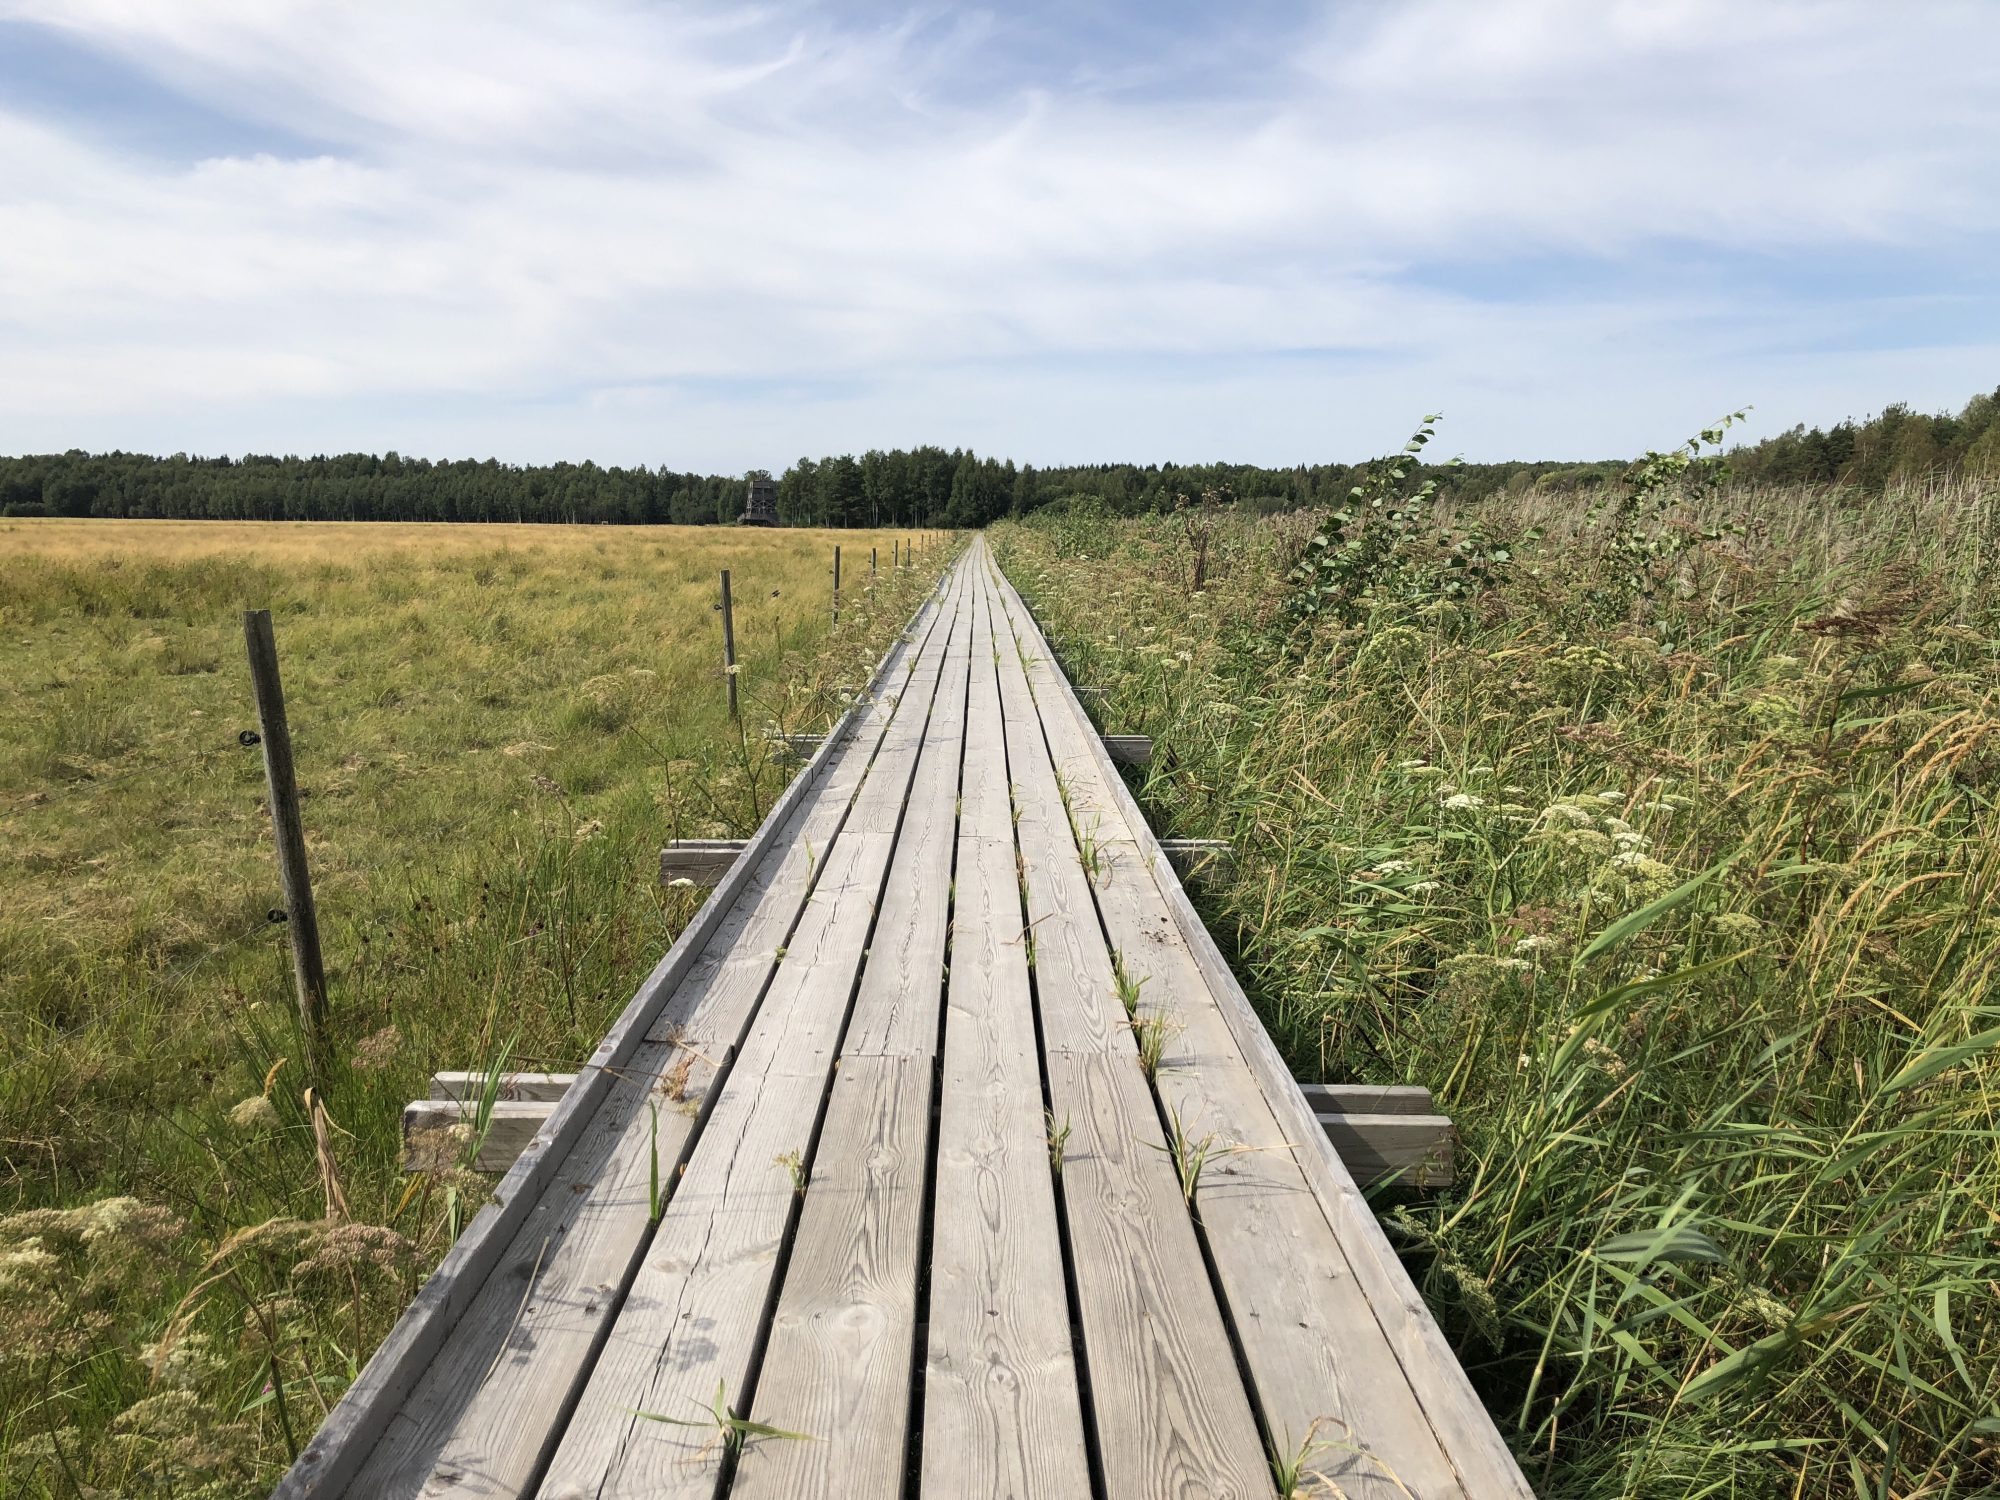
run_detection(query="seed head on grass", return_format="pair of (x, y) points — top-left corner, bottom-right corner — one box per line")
(1045, 1109), (1072, 1173)
(774, 1150), (807, 1195)
(228, 1095), (279, 1131)
(1130, 1012), (1179, 1080)
(1112, 951), (1146, 1017)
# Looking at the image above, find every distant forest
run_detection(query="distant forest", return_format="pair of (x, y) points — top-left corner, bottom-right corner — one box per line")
(3, 387), (1995, 530)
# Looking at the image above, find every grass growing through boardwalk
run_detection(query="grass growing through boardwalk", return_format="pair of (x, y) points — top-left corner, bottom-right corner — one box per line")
(0, 518), (945, 1494)
(994, 475), (2000, 1500)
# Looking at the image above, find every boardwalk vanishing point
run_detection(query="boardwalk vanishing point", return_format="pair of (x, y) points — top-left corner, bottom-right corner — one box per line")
(275, 538), (1533, 1499)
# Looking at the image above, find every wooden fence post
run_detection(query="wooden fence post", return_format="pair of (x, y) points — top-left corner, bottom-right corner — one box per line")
(870, 546), (877, 582)
(832, 545), (841, 625)
(243, 610), (329, 1081)
(719, 569), (738, 717)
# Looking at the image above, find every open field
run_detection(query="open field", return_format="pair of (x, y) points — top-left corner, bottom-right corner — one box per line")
(994, 479), (2000, 1499)
(0, 519), (946, 1495)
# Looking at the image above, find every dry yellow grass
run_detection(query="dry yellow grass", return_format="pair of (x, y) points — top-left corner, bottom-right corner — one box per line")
(0, 516), (938, 567)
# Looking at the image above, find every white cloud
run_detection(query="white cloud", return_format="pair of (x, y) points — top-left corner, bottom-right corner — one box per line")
(0, 0), (1995, 466)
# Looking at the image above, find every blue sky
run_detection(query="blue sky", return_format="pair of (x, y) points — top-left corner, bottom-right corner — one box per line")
(1, 0), (1997, 470)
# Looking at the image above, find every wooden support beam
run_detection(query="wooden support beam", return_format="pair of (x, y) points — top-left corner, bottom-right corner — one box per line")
(1159, 837), (1235, 883)
(761, 728), (824, 760)
(428, 1071), (574, 1103)
(1100, 733), (1152, 765)
(659, 839), (747, 887)
(1302, 1083), (1453, 1184)
(1075, 685), (1107, 704)
(410, 1072), (1454, 1186)
(401, 1100), (554, 1174)
(1315, 1113), (1455, 1188)
(1300, 1082), (1436, 1116)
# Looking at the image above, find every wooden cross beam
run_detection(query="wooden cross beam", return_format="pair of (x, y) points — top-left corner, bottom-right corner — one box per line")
(1100, 733), (1152, 765)
(408, 1073), (1454, 1186)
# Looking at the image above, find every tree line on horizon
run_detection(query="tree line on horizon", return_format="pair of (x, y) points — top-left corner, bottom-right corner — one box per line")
(3, 386), (1994, 529)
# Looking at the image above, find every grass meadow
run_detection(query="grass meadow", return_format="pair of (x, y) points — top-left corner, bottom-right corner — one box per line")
(994, 480), (2000, 1499)
(0, 518), (945, 1496)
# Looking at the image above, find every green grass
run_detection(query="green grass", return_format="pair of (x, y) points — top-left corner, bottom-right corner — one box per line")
(994, 478), (2000, 1500)
(0, 518), (946, 1496)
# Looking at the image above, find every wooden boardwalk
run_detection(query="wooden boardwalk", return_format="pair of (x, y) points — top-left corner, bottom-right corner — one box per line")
(276, 539), (1532, 1500)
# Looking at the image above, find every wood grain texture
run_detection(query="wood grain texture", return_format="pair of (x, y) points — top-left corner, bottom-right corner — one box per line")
(1301, 1083), (1437, 1116)
(921, 572), (1092, 1500)
(1042, 841), (1464, 1499)
(355, 665), (918, 1500)
(1043, 1051), (1270, 1500)
(990, 561), (1480, 1496)
(986, 551), (1535, 1499)
(429, 1073), (578, 1103)
(990, 570), (1464, 1495)
(983, 546), (1269, 1500)
(398, 1048), (728, 1500)
(729, 1056), (933, 1499)
(990, 600), (1126, 1058)
(535, 576), (970, 1500)
(274, 575), (958, 1500)
(281, 540), (1532, 1500)
(1317, 1114), (1456, 1188)
(400, 1101), (555, 1174)
(840, 589), (972, 1059)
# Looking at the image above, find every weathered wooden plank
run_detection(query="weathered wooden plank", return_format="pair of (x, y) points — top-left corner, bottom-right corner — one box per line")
(1012, 834), (1466, 1497)
(989, 556), (1472, 1496)
(415, 1076), (1452, 1188)
(921, 574), (1091, 1499)
(325, 579), (966, 1500)
(1319, 1114), (1456, 1188)
(275, 574), (960, 1500)
(840, 589), (973, 1058)
(1159, 836), (1235, 883)
(730, 603), (975, 1495)
(401, 1100), (553, 1174)
(428, 1072), (576, 1103)
(533, 1048), (829, 1499)
(991, 610), (1127, 1059)
(359, 717), (905, 1496)
(651, 571), (964, 1060)
(1302, 1082), (1436, 1116)
(730, 1055), (933, 1498)
(985, 550), (1535, 1499)
(763, 729), (826, 760)
(536, 578), (971, 1500)
(986, 553), (1270, 1500)
(659, 840), (746, 887)
(396, 1047), (731, 1497)
(1043, 1050), (1271, 1499)
(1101, 732), (1152, 765)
